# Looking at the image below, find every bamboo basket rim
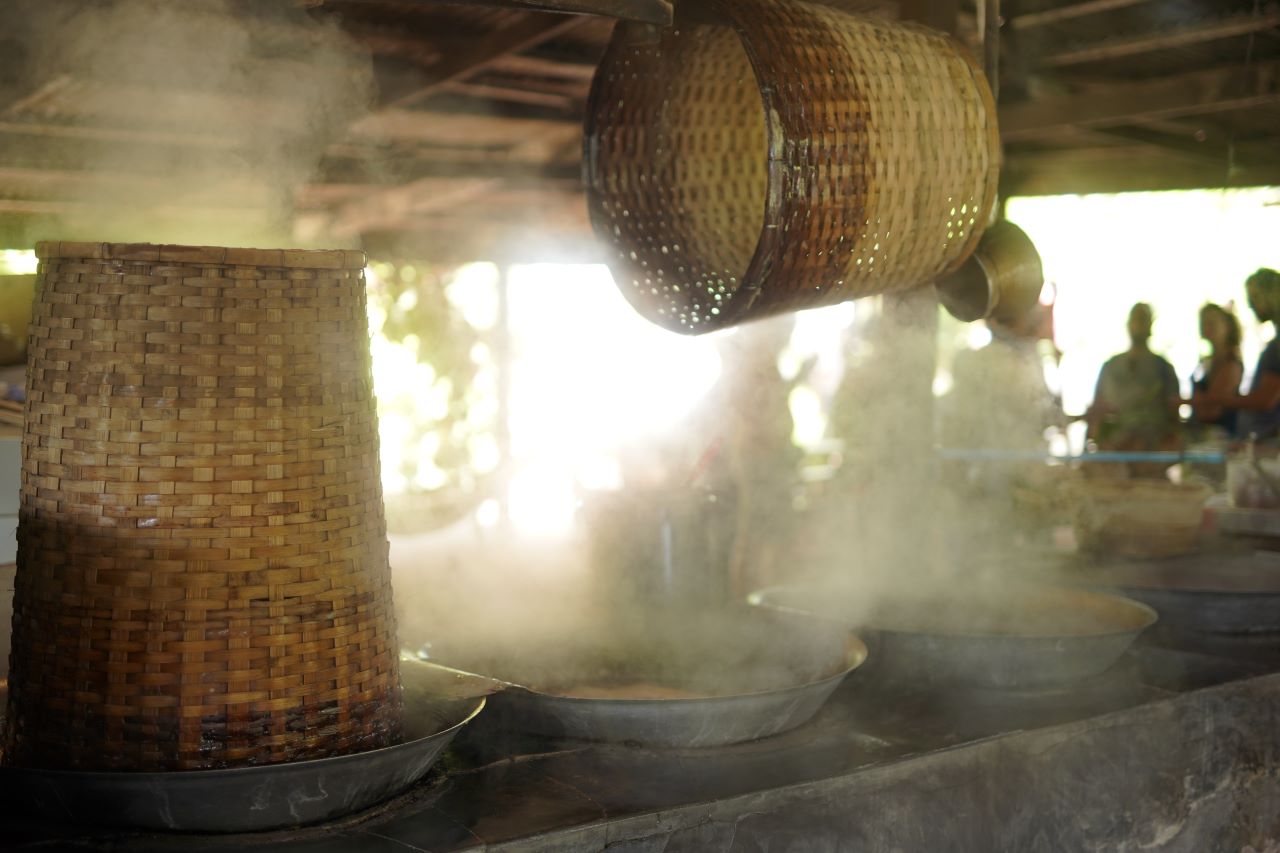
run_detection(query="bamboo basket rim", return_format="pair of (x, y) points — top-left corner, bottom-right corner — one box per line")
(34, 241), (367, 271)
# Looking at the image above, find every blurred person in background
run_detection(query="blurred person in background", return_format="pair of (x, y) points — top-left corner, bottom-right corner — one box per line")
(1209, 268), (1280, 442)
(1086, 302), (1182, 460)
(1188, 302), (1243, 440)
(938, 300), (1065, 550)
(941, 303), (1062, 460)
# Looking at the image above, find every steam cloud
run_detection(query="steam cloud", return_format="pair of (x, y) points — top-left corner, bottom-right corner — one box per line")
(3, 0), (374, 247)
(0, 1), (1096, 690)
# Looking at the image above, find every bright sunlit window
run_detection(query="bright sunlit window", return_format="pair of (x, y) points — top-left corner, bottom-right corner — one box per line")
(0, 250), (37, 275)
(505, 263), (722, 533)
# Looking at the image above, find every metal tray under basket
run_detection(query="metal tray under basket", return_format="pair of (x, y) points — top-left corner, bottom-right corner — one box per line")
(0, 665), (484, 833)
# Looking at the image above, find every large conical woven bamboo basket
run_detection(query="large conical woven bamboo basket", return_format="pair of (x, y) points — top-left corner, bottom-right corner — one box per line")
(584, 0), (1001, 334)
(2, 241), (402, 771)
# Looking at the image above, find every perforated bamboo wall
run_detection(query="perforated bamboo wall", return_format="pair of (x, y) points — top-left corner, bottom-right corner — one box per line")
(2, 241), (402, 771)
(585, 0), (1001, 333)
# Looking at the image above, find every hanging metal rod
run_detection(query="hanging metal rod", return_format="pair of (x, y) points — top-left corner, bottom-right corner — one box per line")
(981, 0), (1001, 103)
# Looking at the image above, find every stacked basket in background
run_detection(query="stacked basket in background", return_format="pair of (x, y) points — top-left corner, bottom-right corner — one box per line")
(1073, 479), (1213, 559)
(2, 242), (402, 771)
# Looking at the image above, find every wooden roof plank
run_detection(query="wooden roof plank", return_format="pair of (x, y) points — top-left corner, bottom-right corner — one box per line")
(320, 0), (669, 24)
(393, 0), (672, 25)
(1001, 56), (1280, 140)
(1011, 0), (1152, 31)
(1006, 146), (1280, 194)
(1043, 7), (1280, 67)
(383, 12), (586, 107)
(488, 53), (597, 82)
(326, 176), (503, 237)
(438, 80), (578, 110)
(1082, 125), (1244, 169)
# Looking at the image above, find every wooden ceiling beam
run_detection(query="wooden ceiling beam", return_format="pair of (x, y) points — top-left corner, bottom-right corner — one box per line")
(317, 149), (581, 186)
(322, 176), (503, 238)
(0, 165), (261, 196)
(1000, 57), (1280, 141)
(468, 68), (592, 99)
(379, 0), (670, 25)
(0, 147), (576, 199)
(1005, 146), (1280, 195)
(379, 12), (586, 107)
(319, 0), (670, 25)
(1043, 8), (1280, 67)
(0, 115), (580, 174)
(1082, 125), (1242, 170)
(0, 119), (239, 150)
(360, 221), (602, 265)
(348, 108), (581, 160)
(0, 197), (264, 218)
(1010, 0), (1151, 31)
(437, 80), (578, 110)
(346, 26), (443, 67)
(488, 53), (597, 82)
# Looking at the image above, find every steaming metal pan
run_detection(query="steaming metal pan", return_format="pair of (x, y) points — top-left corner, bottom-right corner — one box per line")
(749, 583), (1156, 690)
(417, 606), (866, 749)
(1082, 551), (1280, 635)
(0, 664), (484, 833)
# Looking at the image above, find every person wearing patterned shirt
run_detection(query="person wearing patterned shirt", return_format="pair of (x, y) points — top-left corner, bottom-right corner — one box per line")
(1086, 303), (1181, 455)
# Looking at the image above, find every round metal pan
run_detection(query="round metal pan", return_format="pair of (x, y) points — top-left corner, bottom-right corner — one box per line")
(1082, 550), (1280, 635)
(0, 665), (485, 833)
(749, 582), (1156, 690)
(418, 606), (867, 749)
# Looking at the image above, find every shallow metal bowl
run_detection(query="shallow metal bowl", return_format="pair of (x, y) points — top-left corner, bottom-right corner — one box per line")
(749, 582), (1156, 690)
(1084, 551), (1280, 635)
(421, 606), (867, 748)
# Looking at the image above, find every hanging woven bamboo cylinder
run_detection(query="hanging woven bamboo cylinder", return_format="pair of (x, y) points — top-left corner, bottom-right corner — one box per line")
(2, 241), (402, 771)
(584, 0), (1001, 333)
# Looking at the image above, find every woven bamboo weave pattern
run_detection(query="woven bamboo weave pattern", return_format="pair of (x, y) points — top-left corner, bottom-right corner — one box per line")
(2, 241), (402, 771)
(585, 0), (1001, 334)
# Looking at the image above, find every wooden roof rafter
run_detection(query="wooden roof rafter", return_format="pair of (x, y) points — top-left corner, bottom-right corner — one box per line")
(1042, 5), (1280, 67)
(1010, 0), (1153, 31)
(377, 11), (587, 107)
(311, 0), (671, 24)
(1000, 56), (1280, 141)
